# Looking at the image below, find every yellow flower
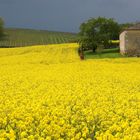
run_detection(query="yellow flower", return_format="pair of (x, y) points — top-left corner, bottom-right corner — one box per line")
(0, 43), (140, 139)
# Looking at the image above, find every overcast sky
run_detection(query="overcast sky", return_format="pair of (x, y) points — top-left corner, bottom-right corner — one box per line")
(0, 0), (140, 32)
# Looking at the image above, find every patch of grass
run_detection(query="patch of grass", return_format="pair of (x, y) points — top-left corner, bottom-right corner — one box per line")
(84, 48), (125, 59)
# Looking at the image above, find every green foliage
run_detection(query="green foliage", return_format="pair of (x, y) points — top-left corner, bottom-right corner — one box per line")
(0, 28), (78, 48)
(120, 23), (134, 31)
(0, 17), (4, 40)
(79, 17), (121, 52)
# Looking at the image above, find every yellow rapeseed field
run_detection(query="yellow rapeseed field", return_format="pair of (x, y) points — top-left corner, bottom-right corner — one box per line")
(0, 43), (140, 140)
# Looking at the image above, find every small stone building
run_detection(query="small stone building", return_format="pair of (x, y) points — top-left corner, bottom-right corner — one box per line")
(120, 23), (140, 56)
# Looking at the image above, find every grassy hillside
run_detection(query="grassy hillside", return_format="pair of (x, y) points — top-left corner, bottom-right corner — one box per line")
(0, 28), (78, 47)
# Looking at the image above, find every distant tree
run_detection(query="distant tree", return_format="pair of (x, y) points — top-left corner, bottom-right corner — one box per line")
(0, 17), (4, 40)
(79, 17), (121, 52)
(120, 23), (134, 31)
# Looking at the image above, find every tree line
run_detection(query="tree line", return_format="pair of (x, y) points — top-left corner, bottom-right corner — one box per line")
(0, 17), (135, 51)
(0, 17), (5, 40)
(78, 17), (134, 53)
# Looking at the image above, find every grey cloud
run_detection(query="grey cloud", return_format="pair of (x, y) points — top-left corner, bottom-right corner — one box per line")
(0, 0), (140, 32)
(0, 0), (17, 4)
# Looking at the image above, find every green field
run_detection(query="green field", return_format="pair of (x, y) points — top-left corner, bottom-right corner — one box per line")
(0, 28), (78, 47)
(84, 48), (125, 59)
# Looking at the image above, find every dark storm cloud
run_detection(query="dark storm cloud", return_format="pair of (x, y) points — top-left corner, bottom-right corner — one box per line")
(0, 0), (140, 32)
(0, 0), (16, 4)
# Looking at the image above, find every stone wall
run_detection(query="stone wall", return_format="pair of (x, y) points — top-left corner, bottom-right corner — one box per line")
(120, 30), (140, 56)
(120, 31), (127, 55)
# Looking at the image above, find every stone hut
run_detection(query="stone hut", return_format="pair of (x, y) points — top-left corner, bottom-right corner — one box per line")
(120, 23), (140, 56)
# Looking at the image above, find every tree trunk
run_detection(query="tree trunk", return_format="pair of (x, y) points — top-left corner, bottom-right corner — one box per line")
(92, 48), (96, 53)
